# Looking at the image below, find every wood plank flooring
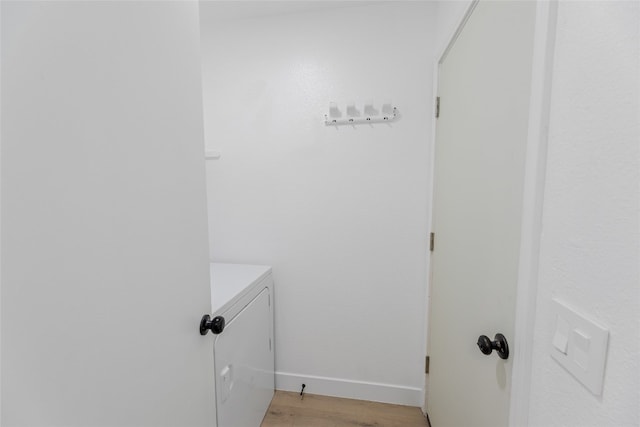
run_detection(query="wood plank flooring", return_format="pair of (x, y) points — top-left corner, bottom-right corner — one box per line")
(261, 391), (429, 427)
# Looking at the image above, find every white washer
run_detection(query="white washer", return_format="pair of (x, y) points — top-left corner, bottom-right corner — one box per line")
(210, 263), (275, 427)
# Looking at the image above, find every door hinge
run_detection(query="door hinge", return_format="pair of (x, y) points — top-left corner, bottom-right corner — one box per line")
(269, 338), (272, 352)
(435, 96), (440, 118)
(430, 232), (435, 252)
(425, 355), (430, 374)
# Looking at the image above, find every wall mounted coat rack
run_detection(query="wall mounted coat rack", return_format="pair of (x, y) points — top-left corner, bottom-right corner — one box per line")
(324, 101), (398, 125)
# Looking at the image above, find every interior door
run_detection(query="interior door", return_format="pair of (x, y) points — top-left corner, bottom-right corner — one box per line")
(1, 2), (215, 426)
(426, 1), (536, 426)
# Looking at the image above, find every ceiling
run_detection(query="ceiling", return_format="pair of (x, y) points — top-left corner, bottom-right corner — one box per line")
(199, 1), (408, 22)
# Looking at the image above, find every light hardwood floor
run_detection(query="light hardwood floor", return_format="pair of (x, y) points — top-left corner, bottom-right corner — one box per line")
(261, 391), (429, 427)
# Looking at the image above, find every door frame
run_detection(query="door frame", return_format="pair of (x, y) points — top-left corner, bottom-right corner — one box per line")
(423, 1), (558, 426)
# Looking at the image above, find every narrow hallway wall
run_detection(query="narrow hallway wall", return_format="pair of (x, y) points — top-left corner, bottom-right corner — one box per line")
(528, 1), (639, 426)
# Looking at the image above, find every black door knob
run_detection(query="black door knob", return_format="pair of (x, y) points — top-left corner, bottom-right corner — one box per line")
(200, 314), (225, 335)
(476, 333), (509, 360)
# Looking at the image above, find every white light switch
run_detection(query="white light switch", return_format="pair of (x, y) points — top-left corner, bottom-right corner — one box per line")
(205, 150), (221, 160)
(572, 329), (590, 370)
(552, 315), (569, 354)
(550, 299), (609, 395)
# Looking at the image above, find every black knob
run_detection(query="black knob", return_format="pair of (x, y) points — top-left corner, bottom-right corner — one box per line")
(477, 335), (493, 355)
(476, 333), (509, 360)
(200, 314), (225, 335)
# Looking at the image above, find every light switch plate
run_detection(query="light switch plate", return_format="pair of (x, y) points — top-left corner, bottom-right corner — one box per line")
(550, 299), (609, 395)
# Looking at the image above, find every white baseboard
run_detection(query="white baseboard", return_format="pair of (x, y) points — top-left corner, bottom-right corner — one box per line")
(275, 371), (423, 407)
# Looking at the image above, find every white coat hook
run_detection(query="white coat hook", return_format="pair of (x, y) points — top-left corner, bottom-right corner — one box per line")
(325, 100), (397, 126)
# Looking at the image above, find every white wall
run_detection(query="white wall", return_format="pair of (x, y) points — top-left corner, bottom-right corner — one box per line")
(527, 1), (639, 426)
(0, 2), (3, 422)
(434, 0), (472, 56)
(2, 2), (214, 425)
(200, 2), (435, 406)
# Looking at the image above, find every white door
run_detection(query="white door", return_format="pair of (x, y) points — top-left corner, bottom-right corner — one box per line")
(215, 288), (274, 427)
(1, 2), (215, 426)
(427, 2), (537, 426)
